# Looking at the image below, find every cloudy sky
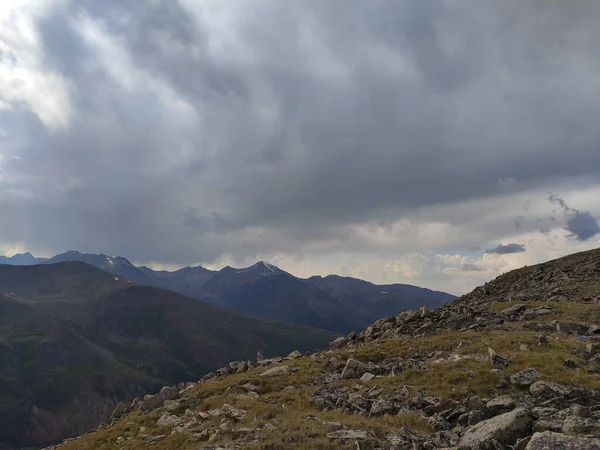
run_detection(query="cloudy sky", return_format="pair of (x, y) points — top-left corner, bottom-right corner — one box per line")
(1, 0), (600, 294)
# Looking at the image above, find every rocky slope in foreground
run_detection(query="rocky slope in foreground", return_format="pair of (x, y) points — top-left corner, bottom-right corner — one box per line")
(47, 248), (600, 449)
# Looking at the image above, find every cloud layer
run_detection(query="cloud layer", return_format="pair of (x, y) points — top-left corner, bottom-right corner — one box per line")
(1, 0), (600, 294)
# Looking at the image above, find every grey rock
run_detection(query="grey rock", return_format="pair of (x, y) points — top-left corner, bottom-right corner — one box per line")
(360, 372), (375, 382)
(525, 431), (600, 449)
(562, 416), (600, 434)
(260, 365), (294, 377)
(530, 407), (559, 419)
(156, 414), (181, 428)
(287, 350), (302, 359)
(341, 358), (370, 379)
(533, 417), (564, 433)
(458, 408), (532, 449)
(327, 429), (368, 440)
(138, 386), (180, 411)
(486, 395), (516, 413)
(488, 348), (512, 369)
(511, 368), (540, 387)
(500, 304), (526, 316)
(458, 410), (486, 428)
(514, 436), (532, 450)
(370, 398), (395, 416)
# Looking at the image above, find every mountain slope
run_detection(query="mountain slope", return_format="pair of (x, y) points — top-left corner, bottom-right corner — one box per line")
(47, 251), (155, 286)
(0, 262), (337, 449)
(0, 252), (40, 265)
(1, 251), (454, 332)
(52, 248), (600, 450)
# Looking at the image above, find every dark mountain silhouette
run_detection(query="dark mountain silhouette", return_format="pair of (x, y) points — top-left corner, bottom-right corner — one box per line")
(2, 251), (454, 333)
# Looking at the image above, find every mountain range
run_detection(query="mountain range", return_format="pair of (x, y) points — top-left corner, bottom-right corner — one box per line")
(1, 251), (454, 333)
(47, 247), (600, 450)
(0, 262), (338, 448)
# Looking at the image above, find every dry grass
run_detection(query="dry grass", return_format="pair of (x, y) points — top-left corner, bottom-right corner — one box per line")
(58, 325), (600, 449)
(485, 300), (600, 324)
(335, 330), (600, 399)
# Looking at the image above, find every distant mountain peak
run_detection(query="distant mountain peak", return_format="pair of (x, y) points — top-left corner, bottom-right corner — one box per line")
(235, 261), (285, 276)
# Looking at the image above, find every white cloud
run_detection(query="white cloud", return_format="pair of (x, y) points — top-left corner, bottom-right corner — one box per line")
(0, 0), (72, 129)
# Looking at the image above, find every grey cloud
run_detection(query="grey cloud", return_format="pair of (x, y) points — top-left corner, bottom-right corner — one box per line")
(566, 211), (600, 241)
(2, 1), (600, 266)
(549, 193), (600, 241)
(460, 263), (482, 272)
(486, 243), (526, 255)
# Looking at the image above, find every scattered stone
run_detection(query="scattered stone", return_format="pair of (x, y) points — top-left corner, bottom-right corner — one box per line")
(241, 382), (259, 392)
(514, 436), (531, 450)
(287, 350), (302, 359)
(564, 359), (581, 369)
(341, 359), (370, 379)
(458, 408), (532, 449)
(562, 416), (600, 434)
(370, 398), (395, 416)
(488, 348), (512, 369)
(110, 402), (128, 420)
(525, 431), (600, 449)
(500, 304), (526, 316)
(534, 417), (564, 433)
(486, 395), (516, 413)
(137, 386), (179, 411)
(572, 405), (589, 418)
(586, 343), (600, 356)
(327, 430), (368, 440)
(360, 372), (375, 382)
(510, 368), (541, 387)
(157, 414), (181, 428)
(260, 365), (294, 377)
(519, 344), (531, 352)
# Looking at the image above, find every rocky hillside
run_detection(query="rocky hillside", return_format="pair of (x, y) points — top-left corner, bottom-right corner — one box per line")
(0, 263), (337, 449)
(46, 248), (600, 449)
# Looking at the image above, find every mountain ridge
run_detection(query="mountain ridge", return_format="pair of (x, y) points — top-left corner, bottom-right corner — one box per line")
(1, 251), (453, 333)
(46, 246), (600, 450)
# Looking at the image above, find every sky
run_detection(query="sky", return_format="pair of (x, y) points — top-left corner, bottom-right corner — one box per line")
(1, 0), (600, 295)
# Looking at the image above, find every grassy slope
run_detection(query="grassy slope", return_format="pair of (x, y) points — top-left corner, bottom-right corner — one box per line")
(55, 248), (600, 449)
(58, 326), (600, 450)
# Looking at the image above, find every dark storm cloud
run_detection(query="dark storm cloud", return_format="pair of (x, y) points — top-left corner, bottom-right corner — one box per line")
(2, 1), (600, 264)
(549, 193), (600, 241)
(486, 244), (526, 255)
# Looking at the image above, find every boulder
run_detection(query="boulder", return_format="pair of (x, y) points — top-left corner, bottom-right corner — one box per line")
(287, 350), (302, 359)
(156, 414), (181, 428)
(530, 381), (570, 397)
(562, 416), (600, 434)
(525, 431), (600, 449)
(458, 408), (532, 449)
(260, 365), (294, 377)
(110, 402), (129, 421)
(341, 358), (370, 379)
(370, 398), (395, 416)
(486, 395), (516, 413)
(360, 372), (375, 382)
(510, 368), (540, 387)
(138, 386), (179, 411)
(488, 348), (512, 369)
(500, 304), (526, 316)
